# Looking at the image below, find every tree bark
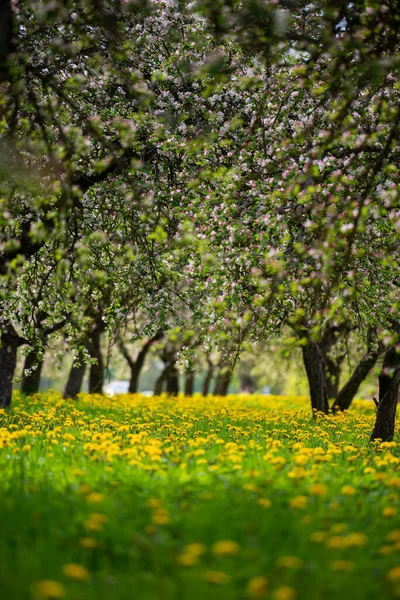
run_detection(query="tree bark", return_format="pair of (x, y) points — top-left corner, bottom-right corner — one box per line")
(202, 359), (214, 396)
(325, 359), (341, 400)
(63, 362), (86, 399)
(332, 346), (382, 411)
(319, 324), (346, 399)
(370, 345), (400, 442)
(88, 326), (104, 394)
(21, 349), (45, 396)
(166, 365), (179, 396)
(302, 342), (330, 414)
(184, 370), (195, 396)
(213, 365), (232, 396)
(0, 323), (20, 407)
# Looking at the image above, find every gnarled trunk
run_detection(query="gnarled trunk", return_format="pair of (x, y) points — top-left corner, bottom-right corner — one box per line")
(302, 342), (329, 414)
(333, 346), (382, 411)
(63, 362), (86, 399)
(0, 324), (20, 407)
(88, 326), (104, 394)
(21, 349), (45, 396)
(370, 345), (400, 442)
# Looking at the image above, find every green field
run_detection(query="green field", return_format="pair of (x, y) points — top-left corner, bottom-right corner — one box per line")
(1, 392), (399, 600)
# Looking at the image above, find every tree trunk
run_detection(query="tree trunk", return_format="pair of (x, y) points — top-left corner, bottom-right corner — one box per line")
(202, 361), (214, 396)
(333, 347), (382, 411)
(0, 324), (20, 408)
(154, 365), (169, 396)
(63, 362), (86, 399)
(319, 323), (345, 400)
(239, 372), (256, 393)
(119, 331), (163, 393)
(128, 366), (140, 394)
(213, 365), (232, 396)
(21, 349), (45, 396)
(370, 345), (400, 442)
(302, 342), (330, 414)
(166, 364), (179, 396)
(88, 327), (104, 394)
(325, 359), (341, 400)
(184, 370), (195, 396)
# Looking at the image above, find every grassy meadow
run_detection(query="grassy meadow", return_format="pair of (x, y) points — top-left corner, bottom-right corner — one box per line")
(0, 392), (400, 600)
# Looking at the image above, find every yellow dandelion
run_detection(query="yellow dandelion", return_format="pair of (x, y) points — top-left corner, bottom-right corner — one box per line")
(310, 531), (327, 543)
(277, 556), (303, 569)
(341, 486), (356, 496)
(309, 483), (328, 497)
(211, 539), (240, 556)
(32, 580), (66, 599)
(258, 498), (272, 508)
(273, 585), (296, 600)
(177, 552), (200, 566)
(62, 563), (89, 581)
(289, 495), (308, 509)
(86, 492), (103, 504)
(246, 576), (268, 598)
(345, 533), (368, 547)
(387, 566), (400, 581)
(185, 543), (206, 556)
(203, 570), (230, 584)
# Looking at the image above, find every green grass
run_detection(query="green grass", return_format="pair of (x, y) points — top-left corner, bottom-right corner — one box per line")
(0, 391), (399, 600)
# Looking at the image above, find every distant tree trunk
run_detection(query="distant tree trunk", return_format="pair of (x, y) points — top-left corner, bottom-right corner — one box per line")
(119, 331), (163, 393)
(202, 357), (214, 396)
(370, 345), (400, 442)
(302, 342), (329, 414)
(0, 323), (21, 408)
(333, 346), (383, 411)
(166, 364), (179, 396)
(239, 372), (256, 393)
(154, 362), (179, 396)
(154, 341), (178, 396)
(184, 370), (195, 396)
(21, 349), (45, 396)
(88, 325), (104, 394)
(154, 362), (173, 396)
(63, 362), (87, 399)
(214, 364), (232, 396)
(154, 367), (167, 396)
